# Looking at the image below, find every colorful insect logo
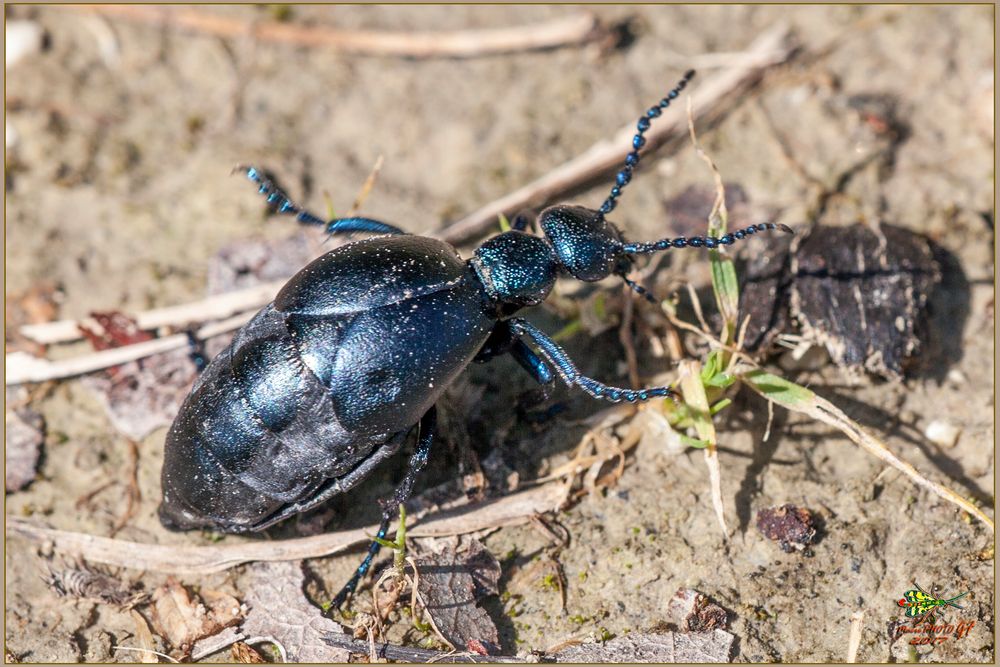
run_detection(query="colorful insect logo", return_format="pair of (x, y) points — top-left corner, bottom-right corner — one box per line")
(897, 583), (969, 619)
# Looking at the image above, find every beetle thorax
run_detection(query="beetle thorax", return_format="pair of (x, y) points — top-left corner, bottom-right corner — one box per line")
(470, 231), (558, 309)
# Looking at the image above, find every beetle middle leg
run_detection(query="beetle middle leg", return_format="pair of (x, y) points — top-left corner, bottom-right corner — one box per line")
(238, 165), (407, 235)
(509, 318), (677, 403)
(331, 406), (437, 609)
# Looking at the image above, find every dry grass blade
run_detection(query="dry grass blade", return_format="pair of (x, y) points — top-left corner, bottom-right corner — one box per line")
(737, 366), (994, 532)
(847, 610), (864, 662)
(678, 361), (728, 536)
(129, 610), (161, 664)
(7, 482), (570, 574)
(347, 155), (385, 217)
(20, 283), (281, 345)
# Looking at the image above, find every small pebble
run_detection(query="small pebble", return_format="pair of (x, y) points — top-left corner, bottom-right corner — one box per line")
(778, 344), (829, 372)
(6, 21), (44, 69)
(946, 368), (967, 386)
(924, 419), (961, 448)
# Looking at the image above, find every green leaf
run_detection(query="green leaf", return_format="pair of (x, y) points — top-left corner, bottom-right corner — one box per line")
(372, 536), (398, 549)
(704, 371), (736, 389)
(738, 369), (815, 406)
(680, 433), (711, 449)
(709, 398), (732, 415)
(700, 350), (722, 384)
(709, 251), (740, 338)
(498, 213), (512, 232)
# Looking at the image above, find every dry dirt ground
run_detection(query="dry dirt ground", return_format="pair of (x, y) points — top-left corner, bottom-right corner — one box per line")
(5, 4), (995, 663)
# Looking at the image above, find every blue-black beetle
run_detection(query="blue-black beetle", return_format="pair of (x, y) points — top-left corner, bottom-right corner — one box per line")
(158, 70), (790, 605)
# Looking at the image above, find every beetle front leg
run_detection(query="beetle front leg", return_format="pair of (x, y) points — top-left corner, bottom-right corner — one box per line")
(508, 318), (677, 403)
(238, 165), (407, 236)
(330, 406), (437, 610)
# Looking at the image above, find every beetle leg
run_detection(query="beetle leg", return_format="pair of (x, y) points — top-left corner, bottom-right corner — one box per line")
(475, 324), (561, 421)
(326, 216), (406, 236)
(508, 318), (678, 403)
(238, 165), (406, 235)
(509, 339), (565, 423)
(247, 431), (407, 532)
(511, 209), (537, 233)
(331, 406), (437, 610)
(184, 330), (208, 373)
(473, 321), (517, 363)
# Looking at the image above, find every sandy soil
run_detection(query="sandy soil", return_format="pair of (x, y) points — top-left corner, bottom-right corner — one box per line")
(5, 4), (994, 663)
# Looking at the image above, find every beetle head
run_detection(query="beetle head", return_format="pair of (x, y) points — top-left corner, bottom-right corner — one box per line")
(540, 205), (630, 282)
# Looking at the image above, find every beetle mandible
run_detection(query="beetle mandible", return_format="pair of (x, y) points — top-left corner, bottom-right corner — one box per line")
(158, 70), (791, 606)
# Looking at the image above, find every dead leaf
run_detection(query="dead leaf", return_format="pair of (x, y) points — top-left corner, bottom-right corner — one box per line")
(78, 311), (154, 350)
(5, 387), (44, 492)
(553, 630), (736, 663)
(756, 504), (818, 553)
(129, 610), (160, 663)
(81, 348), (196, 441)
(231, 641), (266, 663)
(240, 560), (351, 663)
(5, 283), (59, 356)
(665, 589), (730, 632)
(150, 578), (243, 658)
(415, 536), (501, 655)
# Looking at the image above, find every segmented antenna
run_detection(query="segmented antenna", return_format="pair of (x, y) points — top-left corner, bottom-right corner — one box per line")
(621, 275), (658, 304)
(598, 70), (696, 218)
(622, 222), (793, 255)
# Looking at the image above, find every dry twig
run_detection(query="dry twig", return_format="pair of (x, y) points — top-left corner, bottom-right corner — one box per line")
(7, 482), (569, 574)
(77, 5), (603, 59)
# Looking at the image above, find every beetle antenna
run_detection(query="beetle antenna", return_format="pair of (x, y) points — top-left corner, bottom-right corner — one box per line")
(598, 70), (696, 219)
(620, 275), (658, 304)
(622, 222), (793, 254)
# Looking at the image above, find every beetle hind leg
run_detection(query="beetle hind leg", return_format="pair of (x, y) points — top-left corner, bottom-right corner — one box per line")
(330, 406), (437, 610)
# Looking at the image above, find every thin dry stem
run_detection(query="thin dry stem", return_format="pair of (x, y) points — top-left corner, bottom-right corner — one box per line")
(111, 439), (142, 537)
(77, 5), (602, 59)
(8, 312), (252, 384)
(7, 482), (569, 574)
(348, 155), (385, 217)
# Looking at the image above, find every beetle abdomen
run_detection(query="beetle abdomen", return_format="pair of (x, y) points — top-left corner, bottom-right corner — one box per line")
(159, 304), (382, 532)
